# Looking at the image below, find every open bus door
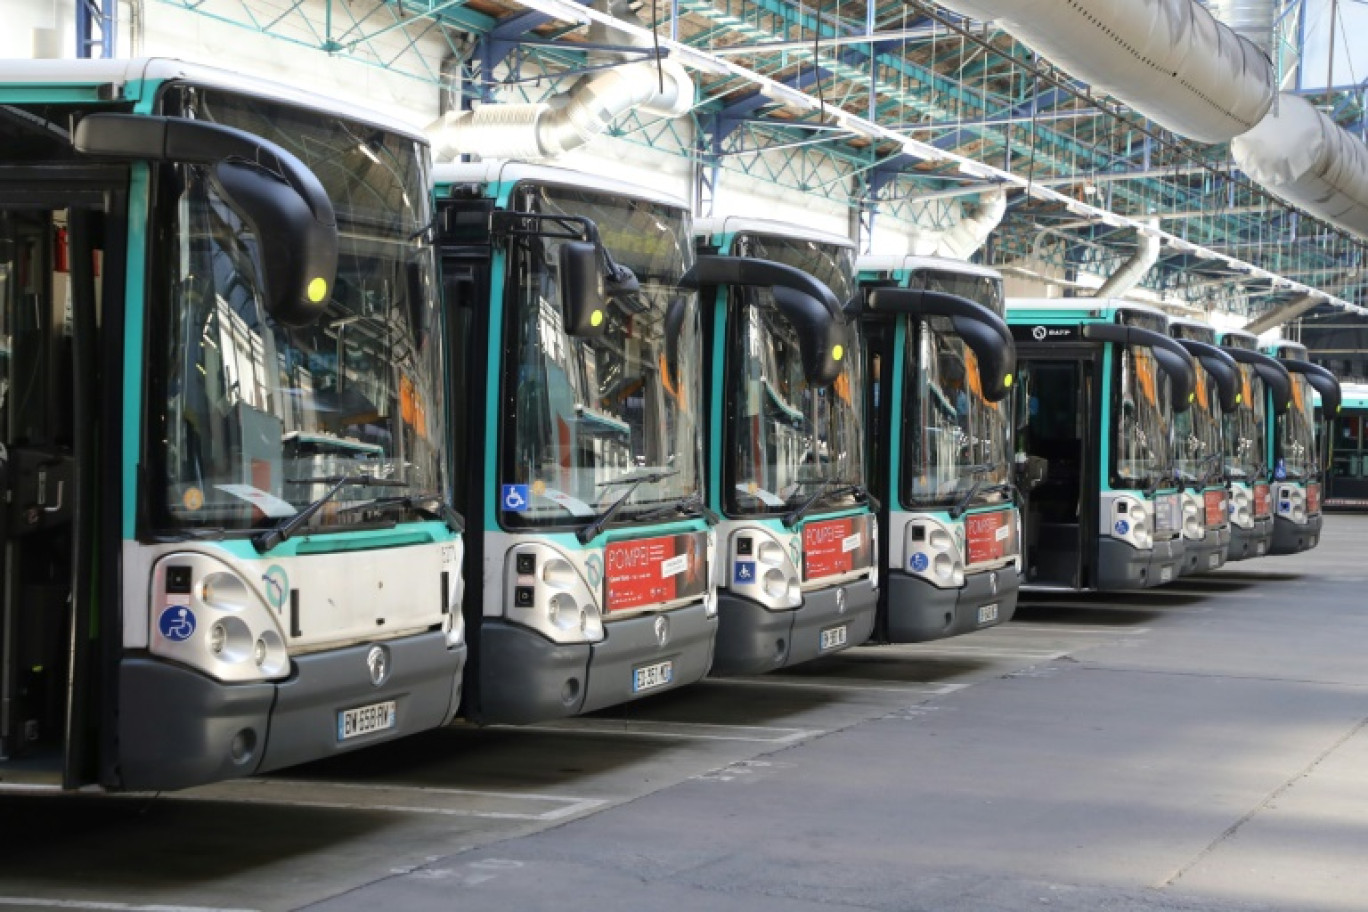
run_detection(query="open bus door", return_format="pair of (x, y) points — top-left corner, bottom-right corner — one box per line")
(0, 175), (122, 788)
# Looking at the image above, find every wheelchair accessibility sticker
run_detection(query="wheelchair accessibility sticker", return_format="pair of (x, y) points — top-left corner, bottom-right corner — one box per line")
(1114, 519), (1131, 536)
(909, 552), (929, 573)
(159, 605), (196, 642)
(734, 561), (757, 584)
(502, 484), (530, 512)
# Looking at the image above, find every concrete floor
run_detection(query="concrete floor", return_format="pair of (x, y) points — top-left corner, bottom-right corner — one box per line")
(3, 516), (1368, 912)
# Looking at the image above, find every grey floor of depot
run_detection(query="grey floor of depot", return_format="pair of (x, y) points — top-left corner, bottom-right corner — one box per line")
(5, 520), (1368, 912)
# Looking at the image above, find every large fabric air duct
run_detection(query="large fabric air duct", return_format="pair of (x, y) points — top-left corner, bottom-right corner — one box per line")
(935, 0), (1276, 144)
(1096, 222), (1162, 297)
(428, 0), (694, 161)
(908, 190), (1007, 260)
(1205, 0), (1275, 55)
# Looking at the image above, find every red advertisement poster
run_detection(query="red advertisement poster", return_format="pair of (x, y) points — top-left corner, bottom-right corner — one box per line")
(1253, 483), (1272, 518)
(1308, 482), (1321, 514)
(605, 532), (708, 612)
(802, 517), (872, 581)
(966, 510), (1013, 565)
(1204, 490), (1227, 528)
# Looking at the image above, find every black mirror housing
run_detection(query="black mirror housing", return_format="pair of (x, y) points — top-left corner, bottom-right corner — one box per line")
(1284, 359), (1342, 414)
(558, 240), (608, 337)
(1175, 339), (1240, 412)
(75, 113), (338, 328)
(1083, 322), (1196, 413)
(1223, 347), (1294, 416)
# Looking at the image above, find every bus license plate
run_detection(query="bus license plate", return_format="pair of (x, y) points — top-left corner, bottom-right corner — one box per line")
(633, 661), (673, 693)
(1160, 566), (1173, 582)
(977, 603), (999, 625)
(820, 625), (848, 651)
(338, 700), (396, 741)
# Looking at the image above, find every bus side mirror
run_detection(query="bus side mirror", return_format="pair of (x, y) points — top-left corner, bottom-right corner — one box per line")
(1287, 359), (1342, 414)
(949, 313), (1015, 403)
(864, 288), (1015, 402)
(772, 285), (848, 386)
(558, 240), (608, 337)
(662, 296), (689, 389)
(74, 113), (338, 328)
(1175, 339), (1240, 412)
(1153, 346), (1196, 413)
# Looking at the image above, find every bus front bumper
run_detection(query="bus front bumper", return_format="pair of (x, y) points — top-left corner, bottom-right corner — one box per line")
(1227, 517), (1273, 561)
(882, 566), (1020, 643)
(711, 578), (877, 676)
(1271, 512), (1323, 555)
(475, 605), (716, 724)
(1097, 536), (1184, 590)
(1181, 527), (1229, 575)
(117, 630), (465, 791)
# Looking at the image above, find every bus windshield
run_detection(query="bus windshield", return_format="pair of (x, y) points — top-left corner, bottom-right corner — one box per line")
(1278, 373), (1318, 481)
(1175, 367), (1222, 485)
(152, 88), (446, 533)
(903, 317), (1012, 508)
(725, 235), (865, 516)
(1224, 364), (1267, 481)
(500, 184), (701, 528)
(1114, 344), (1172, 488)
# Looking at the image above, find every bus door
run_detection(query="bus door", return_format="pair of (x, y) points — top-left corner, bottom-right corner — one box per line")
(1015, 347), (1098, 589)
(0, 172), (123, 787)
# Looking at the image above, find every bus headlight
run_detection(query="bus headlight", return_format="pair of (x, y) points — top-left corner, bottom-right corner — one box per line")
(728, 527), (802, 609)
(906, 516), (965, 589)
(506, 544), (604, 644)
(150, 556), (291, 683)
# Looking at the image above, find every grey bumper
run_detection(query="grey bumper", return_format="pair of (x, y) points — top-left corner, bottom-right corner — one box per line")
(1227, 517), (1273, 561)
(711, 578), (877, 676)
(475, 605), (716, 724)
(117, 630), (465, 792)
(1181, 527), (1228, 576)
(1096, 536), (1184, 590)
(1271, 512), (1323, 555)
(882, 566), (1020, 643)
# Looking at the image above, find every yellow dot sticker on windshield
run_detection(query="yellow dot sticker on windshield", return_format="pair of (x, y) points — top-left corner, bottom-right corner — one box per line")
(590, 310), (604, 327)
(832, 344), (845, 361)
(183, 487), (204, 511)
(1235, 393), (1242, 404)
(307, 277), (328, 302)
(1003, 373), (1013, 388)
(531, 479), (547, 496)
(1189, 392), (1196, 403)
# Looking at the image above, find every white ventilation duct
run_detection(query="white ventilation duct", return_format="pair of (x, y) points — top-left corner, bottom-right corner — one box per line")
(1232, 93), (1368, 238)
(1205, 0), (1275, 55)
(1096, 222), (1162, 297)
(908, 190), (1007, 259)
(428, 0), (693, 161)
(935, 0), (1275, 144)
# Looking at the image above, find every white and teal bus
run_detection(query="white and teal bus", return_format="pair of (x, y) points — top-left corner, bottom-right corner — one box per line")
(1168, 320), (1241, 574)
(1262, 340), (1341, 553)
(0, 60), (465, 791)
(1007, 300), (1196, 591)
(855, 257), (1019, 641)
(1325, 382), (1368, 509)
(693, 218), (877, 674)
(1216, 330), (1292, 560)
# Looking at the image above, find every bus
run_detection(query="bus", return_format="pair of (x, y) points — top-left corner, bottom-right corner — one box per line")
(1006, 300), (1197, 591)
(1216, 330), (1291, 560)
(1168, 320), (1241, 574)
(693, 218), (877, 674)
(1263, 340), (1341, 553)
(433, 164), (844, 719)
(855, 257), (1020, 641)
(1324, 382), (1368, 509)
(0, 60), (465, 791)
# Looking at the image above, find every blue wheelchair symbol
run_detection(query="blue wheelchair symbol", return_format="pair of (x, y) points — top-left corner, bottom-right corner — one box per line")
(1274, 460), (1287, 481)
(158, 605), (196, 642)
(1114, 519), (1131, 536)
(909, 552), (929, 573)
(502, 484), (530, 512)
(734, 561), (756, 584)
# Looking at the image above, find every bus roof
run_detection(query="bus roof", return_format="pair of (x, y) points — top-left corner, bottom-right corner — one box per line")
(1267, 339), (1310, 361)
(693, 216), (854, 250)
(1168, 317), (1219, 343)
(0, 57), (427, 143)
(1005, 298), (1169, 324)
(1337, 381), (1368, 407)
(432, 161), (689, 211)
(856, 254), (1001, 280)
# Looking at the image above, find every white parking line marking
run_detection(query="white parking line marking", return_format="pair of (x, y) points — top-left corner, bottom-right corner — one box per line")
(177, 780), (605, 821)
(715, 676), (968, 696)
(0, 900), (258, 912)
(509, 719), (824, 743)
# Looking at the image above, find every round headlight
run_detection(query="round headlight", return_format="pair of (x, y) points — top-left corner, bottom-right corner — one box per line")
(757, 541), (786, 566)
(547, 593), (581, 630)
(933, 552), (954, 581)
(541, 558), (578, 590)
(763, 568), (789, 599)
(929, 529), (953, 551)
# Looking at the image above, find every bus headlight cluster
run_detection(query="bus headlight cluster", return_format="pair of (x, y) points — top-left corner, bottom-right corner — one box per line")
(506, 545), (605, 645)
(150, 555), (290, 683)
(1228, 485), (1253, 528)
(1107, 496), (1152, 551)
(729, 527), (802, 610)
(1182, 495), (1204, 540)
(1276, 485), (1308, 524)
(906, 517), (965, 589)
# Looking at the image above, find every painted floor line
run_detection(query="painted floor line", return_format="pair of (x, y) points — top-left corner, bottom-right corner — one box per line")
(512, 719), (824, 743)
(179, 781), (607, 821)
(174, 791), (606, 821)
(0, 900), (258, 912)
(1007, 624), (1154, 635)
(715, 676), (960, 695)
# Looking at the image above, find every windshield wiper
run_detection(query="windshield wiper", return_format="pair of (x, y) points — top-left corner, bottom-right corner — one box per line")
(781, 478), (880, 529)
(337, 491), (465, 534)
(577, 469), (680, 545)
(252, 473), (408, 553)
(634, 492), (720, 525)
(949, 463), (1007, 519)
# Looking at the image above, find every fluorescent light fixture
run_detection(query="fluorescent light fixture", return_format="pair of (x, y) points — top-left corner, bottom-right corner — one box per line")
(760, 83), (819, 111)
(902, 139), (947, 161)
(675, 47), (731, 76)
(838, 115), (883, 140)
(523, 0), (592, 24)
